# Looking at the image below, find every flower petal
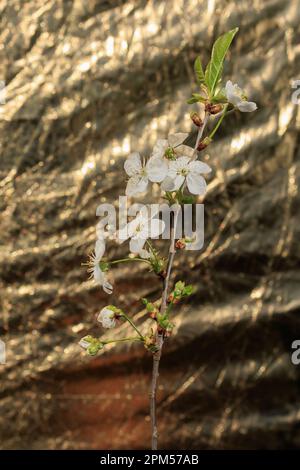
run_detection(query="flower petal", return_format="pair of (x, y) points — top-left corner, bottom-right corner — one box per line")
(125, 175), (148, 196)
(103, 280), (113, 295)
(139, 248), (151, 259)
(146, 157), (168, 182)
(168, 132), (188, 147)
(124, 152), (142, 176)
(166, 161), (178, 180)
(225, 80), (242, 106)
(152, 139), (168, 158)
(130, 237), (146, 254)
(136, 176), (149, 194)
(176, 144), (195, 158)
(149, 218), (165, 238)
(95, 238), (105, 259)
(79, 338), (91, 349)
(175, 156), (191, 169)
(93, 263), (104, 283)
(188, 160), (211, 174)
(161, 176), (176, 191)
(187, 173), (207, 195)
(97, 308), (115, 327)
(237, 100), (257, 112)
(173, 174), (185, 190)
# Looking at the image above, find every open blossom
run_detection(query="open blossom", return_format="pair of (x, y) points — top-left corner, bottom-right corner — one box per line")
(78, 336), (92, 349)
(87, 238), (113, 294)
(225, 80), (257, 112)
(118, 211), (165, 256)
(97, 306), (117, 328)
(79, 335), (104, 355)
(151, 132), (194, 160)
(162, 156), (211, 195)
(124, 152), (149, 196)
(147, 133), (194, 184)
(124, 152), (168, 196)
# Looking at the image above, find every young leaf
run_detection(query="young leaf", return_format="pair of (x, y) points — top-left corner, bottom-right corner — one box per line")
(187, 93), (206, 105)
(194, 56), (205, 83)
(187, 96), (199, 104)
(211, 87), (227, 103)
(205, 27), (239, 95)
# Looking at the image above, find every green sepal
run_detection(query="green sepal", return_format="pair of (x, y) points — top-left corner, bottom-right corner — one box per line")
(176, 193), (197, 204)
(99, 261), (109, 272)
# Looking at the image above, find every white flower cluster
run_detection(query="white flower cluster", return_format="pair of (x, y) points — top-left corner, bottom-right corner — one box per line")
(124, 133), (211, 197)
(87, 133), (211, 295)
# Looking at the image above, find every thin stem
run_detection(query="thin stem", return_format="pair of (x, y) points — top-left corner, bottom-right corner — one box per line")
(121, 312), (144, 340)
(104, 336), (143, 345)
(208, 104), (228, 140)
(160, 208), (180, 312)
(150, 333), (163, 450)
(149, 117), (210, 450)
(110, 257), (151, 266)
(194, 111), (209, 153)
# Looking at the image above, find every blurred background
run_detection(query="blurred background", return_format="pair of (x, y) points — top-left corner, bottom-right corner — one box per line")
(1, 0), (300, 450)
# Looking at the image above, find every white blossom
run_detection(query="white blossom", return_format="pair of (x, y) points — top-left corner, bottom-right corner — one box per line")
(93, 262), (113, 294)
(97, 306), (116, 329)
(124, 152), (149, 196)
(225, 80), (257, 112)
(163, 156), (211, 195)
(151, 132), (193, 160)
(147, 132), (194, 184)
(87, 238), (113, 294)
(118, 211), (165, 256)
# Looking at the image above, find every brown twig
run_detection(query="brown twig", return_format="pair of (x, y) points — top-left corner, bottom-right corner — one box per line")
(149, 111), (210, 450)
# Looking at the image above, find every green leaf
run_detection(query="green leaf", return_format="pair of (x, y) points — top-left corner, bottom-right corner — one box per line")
(194, 56), (205, 83)
(211, 88), (227, 103)
(187, 93), (207, 105)
(205, 27), (238, 95)
(175, 281), (185, 292)
(183, 285), (194, 296)
(187, 97), (199, 104)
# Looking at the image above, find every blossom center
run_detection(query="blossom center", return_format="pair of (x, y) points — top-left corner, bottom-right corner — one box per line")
(164, 147), (176, 160)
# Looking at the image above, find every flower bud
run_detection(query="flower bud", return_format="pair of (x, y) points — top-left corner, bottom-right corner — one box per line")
(97, 306), (119, 328)
(79, 335), (104, 356)
(144, 332), (159, 353)
(167, 292), (180, 304)
(164, 327), (173, 337)
(205, 103), (223, 114)
(142, 298), (158, 319)
(197, 137), (211, 151)
(175, 239), (186, 250)
(87, 344), (101, 356)
(190, 112), (203, 127)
